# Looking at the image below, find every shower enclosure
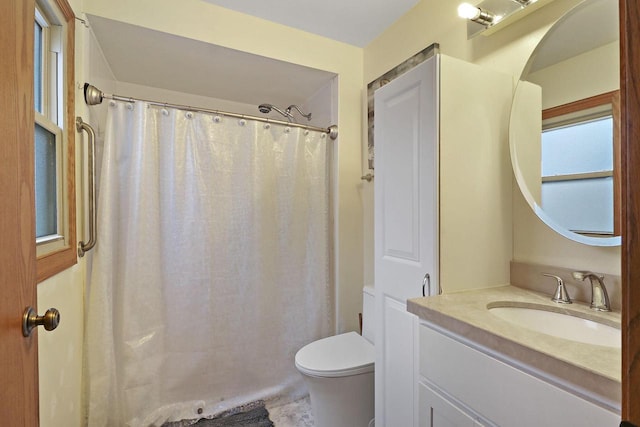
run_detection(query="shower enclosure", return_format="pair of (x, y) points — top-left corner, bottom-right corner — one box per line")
(84, 98), (334, 426)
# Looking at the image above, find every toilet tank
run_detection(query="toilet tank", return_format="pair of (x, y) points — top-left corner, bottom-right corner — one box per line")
(362, 286), (375, 344)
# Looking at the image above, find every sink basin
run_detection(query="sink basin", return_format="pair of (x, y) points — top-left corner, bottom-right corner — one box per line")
(487, 303), (620, 348)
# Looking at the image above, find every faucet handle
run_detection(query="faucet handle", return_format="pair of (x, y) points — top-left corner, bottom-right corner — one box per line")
(543, 273), (572, 304)
(572, 271), (604, 281)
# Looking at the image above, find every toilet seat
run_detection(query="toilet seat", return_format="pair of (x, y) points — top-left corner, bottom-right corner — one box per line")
(295, 332), (374, 378)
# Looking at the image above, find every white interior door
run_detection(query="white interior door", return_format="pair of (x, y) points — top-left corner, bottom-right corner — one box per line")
(374, 55), (439, 427)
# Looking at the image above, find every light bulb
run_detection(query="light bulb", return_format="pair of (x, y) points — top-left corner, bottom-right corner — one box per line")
(458, 3), (481, 20)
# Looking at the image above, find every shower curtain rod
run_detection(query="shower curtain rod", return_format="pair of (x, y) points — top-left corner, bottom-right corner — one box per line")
(83, 83), (339, 140)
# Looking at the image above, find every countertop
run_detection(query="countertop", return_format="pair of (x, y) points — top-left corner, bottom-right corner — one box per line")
(407, 285), (621, 410)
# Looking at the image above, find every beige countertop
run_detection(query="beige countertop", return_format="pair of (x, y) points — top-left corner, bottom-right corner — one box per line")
(407, 285), (621, 410)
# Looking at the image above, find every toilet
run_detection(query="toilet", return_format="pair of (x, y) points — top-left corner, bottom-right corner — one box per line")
(295, 287), (375, 427)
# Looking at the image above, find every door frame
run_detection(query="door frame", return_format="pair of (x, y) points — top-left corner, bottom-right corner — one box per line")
(620, 0), (640, 423)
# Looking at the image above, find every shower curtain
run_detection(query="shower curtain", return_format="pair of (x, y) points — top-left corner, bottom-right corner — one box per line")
(85, 100), (332, 427)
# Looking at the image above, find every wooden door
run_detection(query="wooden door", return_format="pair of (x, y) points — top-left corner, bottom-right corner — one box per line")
(374, 55), (439, 427)
(0, 0), (39, 424)
(620, 0), (640, 423)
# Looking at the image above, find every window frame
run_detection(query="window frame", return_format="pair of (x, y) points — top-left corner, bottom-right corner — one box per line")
(541, 90), (621, 236)
(34, 0), (76, 283)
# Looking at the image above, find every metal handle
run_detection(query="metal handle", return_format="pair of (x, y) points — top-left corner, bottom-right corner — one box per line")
(22, 307), (60, 337)
(422, 272), (441, 296)
(361, 173), (374, 182)
(422, 273), (431, 297)
(543, 273), (572, 304)
(76, 117), (97, 257)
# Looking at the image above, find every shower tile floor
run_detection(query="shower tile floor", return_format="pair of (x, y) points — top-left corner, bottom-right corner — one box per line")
(266, 395), (314, 427)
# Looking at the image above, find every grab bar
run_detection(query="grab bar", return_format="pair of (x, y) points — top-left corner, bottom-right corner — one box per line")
(76, 117), (97, 257)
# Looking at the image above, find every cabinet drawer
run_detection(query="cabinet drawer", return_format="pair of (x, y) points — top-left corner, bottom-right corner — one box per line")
(419, 322), (619, 427)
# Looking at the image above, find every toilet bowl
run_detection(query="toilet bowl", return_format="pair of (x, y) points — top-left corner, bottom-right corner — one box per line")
(294, 287), (375, 427)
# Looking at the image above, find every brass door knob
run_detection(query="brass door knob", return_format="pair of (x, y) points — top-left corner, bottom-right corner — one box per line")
(22, 307), (60, 337)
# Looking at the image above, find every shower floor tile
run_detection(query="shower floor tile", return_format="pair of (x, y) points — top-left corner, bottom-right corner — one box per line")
(266, 395), (314, 427)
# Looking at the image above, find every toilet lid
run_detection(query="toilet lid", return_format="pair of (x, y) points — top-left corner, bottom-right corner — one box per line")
(295, 332), (374, 378)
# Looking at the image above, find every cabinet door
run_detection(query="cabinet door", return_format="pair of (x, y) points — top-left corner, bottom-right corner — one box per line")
(419, 382), (485, 427)
(374, 55), (439, 427)
(419, 323), (620, 427)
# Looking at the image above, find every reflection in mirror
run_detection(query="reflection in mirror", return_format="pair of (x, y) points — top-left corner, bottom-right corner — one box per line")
(541, 91), (619, 236)
(510, 0), (620, 246)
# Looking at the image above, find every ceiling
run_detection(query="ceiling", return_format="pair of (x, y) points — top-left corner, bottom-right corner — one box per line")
(528, 0), (618, 73)
(87, 15), (337, 108)
(88, 0), (617, 110)
(86, 0), (420, 110)
(200, 0), (420, 48)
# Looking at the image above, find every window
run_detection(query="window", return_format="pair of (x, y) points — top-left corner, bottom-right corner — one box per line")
(34, 0), (76, 282)
(541, 91), (620, 236)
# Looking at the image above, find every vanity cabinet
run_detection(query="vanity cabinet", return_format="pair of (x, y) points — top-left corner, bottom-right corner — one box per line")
(374, 53), (513, 426)
(418, 322), (619, 427)
(419, 383), (486, 427)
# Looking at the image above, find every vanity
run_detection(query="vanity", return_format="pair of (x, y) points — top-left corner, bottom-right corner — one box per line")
(408, 286), (620, 426)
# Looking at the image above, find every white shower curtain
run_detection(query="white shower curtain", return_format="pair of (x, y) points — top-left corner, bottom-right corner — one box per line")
(85, 101), (332, 427)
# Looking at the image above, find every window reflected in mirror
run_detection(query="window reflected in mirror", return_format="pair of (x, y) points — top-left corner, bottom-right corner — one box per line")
(540, 91), (620, 237)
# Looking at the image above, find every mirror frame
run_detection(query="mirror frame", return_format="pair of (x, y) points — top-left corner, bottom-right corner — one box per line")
(509, 0), (621, 247)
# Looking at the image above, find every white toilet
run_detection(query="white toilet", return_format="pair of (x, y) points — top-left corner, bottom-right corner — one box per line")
(295, 287), (375, 427)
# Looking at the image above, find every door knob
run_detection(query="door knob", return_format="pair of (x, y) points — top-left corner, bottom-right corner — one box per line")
(22, 307), (60, 337)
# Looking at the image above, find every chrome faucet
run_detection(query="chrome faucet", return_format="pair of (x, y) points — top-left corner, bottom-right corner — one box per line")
(543, 273), (571, 304)
(572, 271), (611, 312)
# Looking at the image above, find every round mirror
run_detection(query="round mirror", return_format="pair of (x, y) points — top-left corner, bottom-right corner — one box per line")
(510, 0), (620, 246)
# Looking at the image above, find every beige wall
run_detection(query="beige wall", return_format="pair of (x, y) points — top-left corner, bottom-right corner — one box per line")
(529, 41), (619, 109)
(36, 0), (90, 425)
(363, 0), (621, 284)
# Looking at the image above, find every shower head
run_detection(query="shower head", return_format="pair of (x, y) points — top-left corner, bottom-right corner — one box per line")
(258, 103), (274, 114)
(257, 103), (293, 121)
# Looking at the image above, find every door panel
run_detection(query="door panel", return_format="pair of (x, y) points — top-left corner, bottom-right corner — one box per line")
(374, 56), (439, 426)
(382, 297), (418, 427)
(419, 383), (485, 427)
(0, 0), (39, 424)
(374, 55), (438, 302)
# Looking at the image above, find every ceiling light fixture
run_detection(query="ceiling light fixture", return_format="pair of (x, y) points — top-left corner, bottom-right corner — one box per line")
(458, 0), (554, 39)
(457, 3), (497, 26)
